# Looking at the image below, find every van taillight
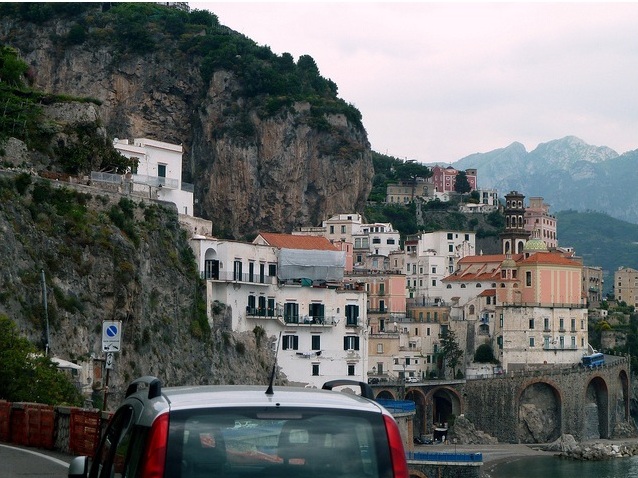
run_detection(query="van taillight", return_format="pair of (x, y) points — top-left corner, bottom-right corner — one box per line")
(383, 414), (409, 478)
(140, 413), (169, 478)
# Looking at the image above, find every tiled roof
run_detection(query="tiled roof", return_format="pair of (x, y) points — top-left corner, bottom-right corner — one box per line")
(479, 289), (496, 297)
(519, 252), (580, 267)
(256, 232), (339, 251)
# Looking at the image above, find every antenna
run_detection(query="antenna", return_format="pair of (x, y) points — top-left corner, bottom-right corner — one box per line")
(265, 331), (282, 395)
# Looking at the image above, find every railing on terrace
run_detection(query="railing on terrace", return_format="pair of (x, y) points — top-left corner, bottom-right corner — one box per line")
(543, 344), (577, 351)
(91, 171), (121, 184)
(200, 271), (277, 285)
(281, 315), (337, 326)
(406, 451), (483, 463)
(181, 182), (194, 193)
(131, 174), (179, 190)
(501, 301), (586, 309)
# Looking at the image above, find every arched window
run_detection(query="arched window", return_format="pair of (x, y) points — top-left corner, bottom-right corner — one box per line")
(469, 305), (475, 315)
(460, 284), (467, 289)
(446, 284), (452, 289)
(476, 283), (482, 287)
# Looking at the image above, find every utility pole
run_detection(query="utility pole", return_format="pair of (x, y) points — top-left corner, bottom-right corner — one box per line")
(41, 269), (50, 356)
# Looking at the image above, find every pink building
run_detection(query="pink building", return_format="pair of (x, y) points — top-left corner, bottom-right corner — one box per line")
(430, 165), (477, 193)
(524, 197), (557, 249)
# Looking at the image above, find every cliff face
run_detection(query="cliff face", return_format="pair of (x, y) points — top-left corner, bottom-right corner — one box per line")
(0, 6), (373, 239)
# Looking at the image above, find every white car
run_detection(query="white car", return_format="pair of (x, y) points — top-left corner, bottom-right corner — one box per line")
(405, 376), (419, 383)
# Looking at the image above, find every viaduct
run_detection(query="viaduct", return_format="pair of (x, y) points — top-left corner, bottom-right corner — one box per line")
(373, 356), (631, 444)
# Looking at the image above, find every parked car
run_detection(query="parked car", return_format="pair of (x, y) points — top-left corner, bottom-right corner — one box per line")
(405, 376), (419, 383)
(68, 376), (409, 478)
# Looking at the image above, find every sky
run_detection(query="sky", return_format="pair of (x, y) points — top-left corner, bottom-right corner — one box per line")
(191, 2), (638, 164)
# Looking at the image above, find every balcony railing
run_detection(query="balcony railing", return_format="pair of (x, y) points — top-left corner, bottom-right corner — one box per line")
(543, 344), (577, 351)
(201, 271), (276, 285)
(281, 315), (337, 326)
(132, 174), (179, 190)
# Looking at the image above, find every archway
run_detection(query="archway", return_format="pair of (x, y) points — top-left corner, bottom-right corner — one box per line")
(517, 381), (562, 443)
(374, 389), (396, 400)
(405, 389), (427, 439)
(619, 369), (630, 421)
(584, 376), (609, 440)
(427, 387), (462, 432)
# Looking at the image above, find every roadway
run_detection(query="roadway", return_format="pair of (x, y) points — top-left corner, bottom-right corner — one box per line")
(0, 443), (72, 478)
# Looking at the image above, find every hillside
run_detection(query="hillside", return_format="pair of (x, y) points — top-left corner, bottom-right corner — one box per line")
(451, 136), (638, 224)
(0, 2), (372, 240)
(556, 210), (638, 295)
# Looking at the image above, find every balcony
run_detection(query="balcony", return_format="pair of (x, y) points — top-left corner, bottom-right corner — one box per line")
(275, 314), (337, 326)
(201, 271), (276, 285)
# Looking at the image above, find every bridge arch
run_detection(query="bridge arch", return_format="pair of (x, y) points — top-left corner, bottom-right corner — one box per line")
(423, 386), (463, 434)
(374, 388), (397, 400)
(405, 388), (428, 439)
(516, 379), (562, 443)
(619, 369), (630, 421)
(584, 375), (609, 440)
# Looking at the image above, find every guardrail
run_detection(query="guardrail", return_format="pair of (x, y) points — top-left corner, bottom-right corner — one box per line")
(407, 451), (483, 463)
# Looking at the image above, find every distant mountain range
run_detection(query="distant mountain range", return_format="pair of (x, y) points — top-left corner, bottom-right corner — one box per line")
(448, 136), (638, 225)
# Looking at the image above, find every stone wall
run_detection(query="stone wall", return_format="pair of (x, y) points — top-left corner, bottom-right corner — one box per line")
(462, 357), (631, 443)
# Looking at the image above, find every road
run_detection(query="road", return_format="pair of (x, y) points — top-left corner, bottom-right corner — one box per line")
(0, 444), (72, 478)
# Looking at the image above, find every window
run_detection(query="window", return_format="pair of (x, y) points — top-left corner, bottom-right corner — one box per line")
(432, 279), (437, 287)
(311, 335), (321, 351)
(544, 318), (550, 330)
(544, 336), (550, 349)
(309, 303), (325, 323)
(571, 318), (576, 331)
(247, 295), (256, 313)
(259, 263), (265, 283)
(432, 267), (437, 274)
(157, 163), (167, 178)
(529, 337), (535, 347)
(379, 283), (385, 294)
(387, 239), (395, 245)
(284, 302), (299, 323)
(372, 238), (381, 244)
(329, 225), (334, 234)
(465, 234), (470, 241)
(268, 264), (277, 277)
(344, 336), (360, 350)
(571, 336), (576, 348)
(282, 335), (299, 350)
(529, 318), (534, 329)
(233, 260), (243, 281)
(345, 305), (359, 326)
(341, 225), (346, 234)
(526, 271), (532, 286)
(559, 318), (565, 331)
(312, 364), (319, 376)
(448, 244), (454, 252)
(347, 364), (355, 376)
(447, 233), (453, 240)
(559, 336), (565, 349)
(426, 327), (430, 336)
(248, 262), (254, 282)
(377, 343), (383, 354)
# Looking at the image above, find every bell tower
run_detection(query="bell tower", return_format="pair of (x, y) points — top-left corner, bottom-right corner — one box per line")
(500, 191), (530, 254)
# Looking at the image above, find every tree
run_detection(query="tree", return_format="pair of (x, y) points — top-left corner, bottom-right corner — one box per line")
(474, 343), (495, 363)
(454, 170), (471, 194)
(0, 315), (82, 405)
(439, 329), (464, 378)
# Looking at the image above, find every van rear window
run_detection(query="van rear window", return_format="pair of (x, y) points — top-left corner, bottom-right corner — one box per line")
(164, 407), (392, 478)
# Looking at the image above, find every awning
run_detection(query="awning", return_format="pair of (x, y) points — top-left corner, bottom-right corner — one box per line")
(51, 357), (82, 370)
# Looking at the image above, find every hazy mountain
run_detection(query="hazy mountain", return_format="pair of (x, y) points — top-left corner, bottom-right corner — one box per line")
(451, 136), (638, 224)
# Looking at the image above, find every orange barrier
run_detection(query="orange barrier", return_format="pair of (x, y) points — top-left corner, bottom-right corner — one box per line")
(69, 408), (102, 457)
(0, 400), (11, 442)
(9, 403), (55, 449)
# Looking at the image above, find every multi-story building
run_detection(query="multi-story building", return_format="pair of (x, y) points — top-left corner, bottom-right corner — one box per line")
(430, 165), (477, 193)
(494, 239), (588, 371)
(113, 138), (194, 216)
(582, 266), (604, 307)
(189, 231), (368, 388)
(615, 267), (638, 307)
(524, 197), (557, 249)
(385, 178), (433, 204)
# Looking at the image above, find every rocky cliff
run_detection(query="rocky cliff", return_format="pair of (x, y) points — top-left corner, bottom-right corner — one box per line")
(0, 3), (373, 239)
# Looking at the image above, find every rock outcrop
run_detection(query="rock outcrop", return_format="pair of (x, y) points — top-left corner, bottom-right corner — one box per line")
(449, 415), (498, 445)
(0, 5), (373, 239)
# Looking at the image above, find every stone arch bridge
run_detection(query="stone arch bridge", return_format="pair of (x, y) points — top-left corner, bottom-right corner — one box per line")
(372, 356), (631, 443)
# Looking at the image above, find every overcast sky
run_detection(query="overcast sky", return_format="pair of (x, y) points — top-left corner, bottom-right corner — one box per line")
(192, 2), (638, 164)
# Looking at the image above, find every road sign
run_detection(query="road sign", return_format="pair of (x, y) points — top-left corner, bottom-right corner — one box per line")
(105, 352), (115, 370)
(102, 320), (122, 352)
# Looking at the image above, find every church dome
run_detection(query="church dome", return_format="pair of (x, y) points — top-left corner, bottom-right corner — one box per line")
(523, 237), (548, 252)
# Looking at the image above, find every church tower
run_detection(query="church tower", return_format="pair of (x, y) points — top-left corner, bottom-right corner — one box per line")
(500, 191), (530, 254)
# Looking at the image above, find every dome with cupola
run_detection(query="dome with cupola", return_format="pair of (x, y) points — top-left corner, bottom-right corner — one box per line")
(523, 229), (548, 253)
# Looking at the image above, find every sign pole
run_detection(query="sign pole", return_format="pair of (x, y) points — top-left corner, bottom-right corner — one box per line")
(103, 367), (110, 411)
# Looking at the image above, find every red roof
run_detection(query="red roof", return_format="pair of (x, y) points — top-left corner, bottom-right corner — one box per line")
(256, 232), (339, 251)
(519, 252), (580, 267)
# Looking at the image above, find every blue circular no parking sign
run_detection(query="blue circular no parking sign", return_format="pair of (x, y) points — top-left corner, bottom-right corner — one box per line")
(106, 325), (118, 337)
